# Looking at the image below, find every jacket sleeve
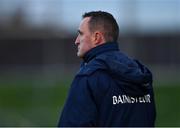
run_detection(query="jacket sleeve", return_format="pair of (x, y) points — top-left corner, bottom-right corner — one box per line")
(58, 75), (98, 127)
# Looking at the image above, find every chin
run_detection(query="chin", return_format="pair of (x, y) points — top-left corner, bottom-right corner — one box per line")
(77, 53), (84, 58)
(77, 53), (81, 58)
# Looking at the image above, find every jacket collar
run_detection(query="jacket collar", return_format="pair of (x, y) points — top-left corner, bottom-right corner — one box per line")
(83, 42), (119, 63)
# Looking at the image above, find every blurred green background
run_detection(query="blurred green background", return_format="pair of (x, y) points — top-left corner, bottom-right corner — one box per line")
(0, 0), (180, 127)
(0, 76), (180, 126)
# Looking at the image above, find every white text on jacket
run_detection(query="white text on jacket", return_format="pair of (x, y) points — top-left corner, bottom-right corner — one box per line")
(112, 94), (151, 105)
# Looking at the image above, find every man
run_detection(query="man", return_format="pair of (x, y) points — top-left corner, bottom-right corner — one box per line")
(58, 11), (156, 127)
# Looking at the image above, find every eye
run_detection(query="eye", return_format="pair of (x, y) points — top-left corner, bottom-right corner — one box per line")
(78, 30), (83, 35)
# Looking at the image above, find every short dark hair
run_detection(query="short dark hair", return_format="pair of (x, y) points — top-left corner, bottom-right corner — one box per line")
(82, 11), (119, 42)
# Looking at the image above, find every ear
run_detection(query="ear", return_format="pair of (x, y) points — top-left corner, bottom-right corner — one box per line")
(93, 31), (104, 46)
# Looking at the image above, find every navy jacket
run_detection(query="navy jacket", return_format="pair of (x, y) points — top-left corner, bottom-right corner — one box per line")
(58, 42), (156, 127)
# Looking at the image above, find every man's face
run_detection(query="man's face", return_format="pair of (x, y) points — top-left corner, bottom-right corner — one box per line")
(75, 17), (95, 58)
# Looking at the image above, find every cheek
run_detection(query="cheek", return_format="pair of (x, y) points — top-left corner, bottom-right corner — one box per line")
(79, 35), (93, 52)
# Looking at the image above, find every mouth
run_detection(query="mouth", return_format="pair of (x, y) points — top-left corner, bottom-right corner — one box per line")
(77, 46), (80, 51)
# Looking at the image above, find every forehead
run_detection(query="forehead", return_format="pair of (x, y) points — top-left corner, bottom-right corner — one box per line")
(79, 17), (91, 29)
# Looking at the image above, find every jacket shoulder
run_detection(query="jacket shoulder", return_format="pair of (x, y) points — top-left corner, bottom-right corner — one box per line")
(77, 58), (107, 76)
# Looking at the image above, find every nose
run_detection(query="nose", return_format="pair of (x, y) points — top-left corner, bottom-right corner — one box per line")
(75, 35), (80, 45)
